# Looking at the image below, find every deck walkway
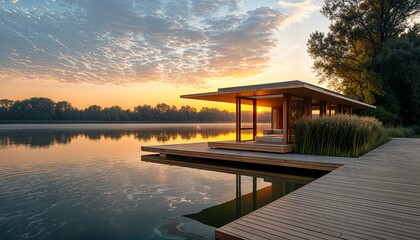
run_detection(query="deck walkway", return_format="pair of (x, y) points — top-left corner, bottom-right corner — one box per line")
(215, 138), (420, 240)
(142, 142), (354, 171)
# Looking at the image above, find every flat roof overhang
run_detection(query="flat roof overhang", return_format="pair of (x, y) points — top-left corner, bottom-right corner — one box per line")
(181, 80), (375, 109)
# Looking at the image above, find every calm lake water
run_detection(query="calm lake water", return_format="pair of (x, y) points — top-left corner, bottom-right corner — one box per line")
(0, 124), (322, 240)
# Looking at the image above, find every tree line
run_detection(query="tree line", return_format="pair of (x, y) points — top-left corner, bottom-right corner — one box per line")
(307, 0), (420, 126)
(0, 97), (270, 122)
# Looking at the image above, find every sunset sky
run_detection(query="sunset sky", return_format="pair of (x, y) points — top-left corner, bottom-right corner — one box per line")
(0, 0), (329, 111)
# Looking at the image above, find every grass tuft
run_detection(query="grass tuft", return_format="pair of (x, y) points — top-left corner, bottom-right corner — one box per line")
(294, 115), (389, 157)
(385, 127), (415, 138)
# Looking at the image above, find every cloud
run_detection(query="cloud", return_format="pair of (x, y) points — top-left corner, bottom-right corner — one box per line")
(278, 0), (320, 27)
(0, 0), (286, 86)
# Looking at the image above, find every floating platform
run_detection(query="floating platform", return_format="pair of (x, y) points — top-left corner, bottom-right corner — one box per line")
(141, 142), (353, 172)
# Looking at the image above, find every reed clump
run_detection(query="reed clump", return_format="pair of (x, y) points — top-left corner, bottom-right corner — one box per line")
(294, 115), (389, 157)
(385, 127), (415, 137)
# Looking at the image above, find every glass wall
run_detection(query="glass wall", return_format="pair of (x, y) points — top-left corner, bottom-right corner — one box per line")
(290, 96), (304, 142)
(311, 100), (320, 118)
(236, 98), (256, 141)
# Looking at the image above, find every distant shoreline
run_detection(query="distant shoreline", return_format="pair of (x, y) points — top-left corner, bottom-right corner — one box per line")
(0, 120), (243, 124)
(0, 120), (270, 124)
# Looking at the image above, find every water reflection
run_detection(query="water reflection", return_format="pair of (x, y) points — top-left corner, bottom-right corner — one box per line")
(142, 155), (322, 229)
(0, 124), (238, 148)
(0, 123), (318, 240)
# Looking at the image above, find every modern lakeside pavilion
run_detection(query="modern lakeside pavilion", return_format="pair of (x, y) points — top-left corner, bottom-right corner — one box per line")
(142, 82), (420, 240)
(182, 80), (375, 153)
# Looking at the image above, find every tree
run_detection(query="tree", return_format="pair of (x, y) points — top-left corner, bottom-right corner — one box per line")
(8, 97), (55, 120)
(179, 105), (197, 121)
(308, 0), (420, 104)
(103, 106), (129, 121)
(373, 27), (420, 125)
(155, 103), (173, 121)
(0, 99), (14, 109)
(0, 99), (14, 119)
(84, 105), (103, 120)
(133, 104), (157, 121)
(55, 101), (75, 120)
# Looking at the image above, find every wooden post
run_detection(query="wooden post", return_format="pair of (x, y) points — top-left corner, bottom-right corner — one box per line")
(253, 99), (257, 140)
(320, 101), (327, 117)
(328, 102), (332, 116)
(304, 98), (312, 119)
(278, 107), (283, 129)
(282, 94), (290, 144)
(236, 97), (241, 142)
(252, 177), (257, 210)
(338, 104), (344, 114)
(236, 174), (241, 218)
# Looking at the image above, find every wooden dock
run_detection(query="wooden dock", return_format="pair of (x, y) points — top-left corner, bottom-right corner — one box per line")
(141, 142), (353, 171)
(215, 138), (420, 240)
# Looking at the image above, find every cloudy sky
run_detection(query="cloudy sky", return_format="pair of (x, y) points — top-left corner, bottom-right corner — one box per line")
(0, 0), (328, 110)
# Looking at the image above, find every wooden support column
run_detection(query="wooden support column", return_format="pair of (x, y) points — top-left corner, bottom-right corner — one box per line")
(328, 102), (332, 116)
(338, 105), (344, 115)
(236, 97), (241, 142)
(236, 174), (242, 218)
(278, 107), (283, 129)
(320, 101), (327, 117)
(252, 99), (257, 140)
(252, 177), (257, 211)
(282, 94), (290, 144)
(304, 98), (312, 119)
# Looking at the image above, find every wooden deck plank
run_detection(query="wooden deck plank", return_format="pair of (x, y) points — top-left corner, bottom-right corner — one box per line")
(297, 184), (420, 207)
(249, 207), (415, 240)
(266, 198), (420, 233)
(255, 203), (419, 240)
(215, 225), (270, 240)
(269, 192), (420, 227)
(234, 218), (318, 240)
(309, 178), (420, 196)
(220, 223), (285, 240)
(243, 215), (343, 240)
(293, 182), (420, 206)
(216, 138), (420, 239)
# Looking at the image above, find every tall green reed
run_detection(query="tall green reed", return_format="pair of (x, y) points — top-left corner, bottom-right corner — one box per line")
(294, 115), (389, 157)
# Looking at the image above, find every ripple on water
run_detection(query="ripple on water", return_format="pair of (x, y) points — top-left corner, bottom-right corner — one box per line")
(0, 156), (221, 239)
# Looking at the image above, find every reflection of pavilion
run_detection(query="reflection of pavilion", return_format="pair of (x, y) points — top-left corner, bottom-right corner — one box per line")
(142, 155), (319, 228)
(185, 175), (305, 228)
(181, 80), (374, 153)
